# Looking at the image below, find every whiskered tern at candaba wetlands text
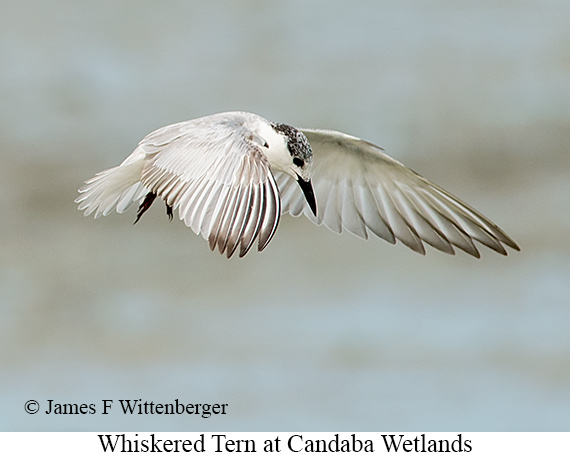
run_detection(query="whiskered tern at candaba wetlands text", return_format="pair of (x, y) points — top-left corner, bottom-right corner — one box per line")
(76, 111), (519, 258)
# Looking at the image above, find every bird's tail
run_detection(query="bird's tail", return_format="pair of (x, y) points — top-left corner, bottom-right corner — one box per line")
(75, 160), (147, 218)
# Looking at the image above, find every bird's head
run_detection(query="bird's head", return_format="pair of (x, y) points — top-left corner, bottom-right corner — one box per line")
(270, 122), (317, 216)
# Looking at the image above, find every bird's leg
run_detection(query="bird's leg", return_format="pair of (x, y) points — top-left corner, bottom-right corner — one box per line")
(166, 203), (173, 221)
(134, 192), (157, 224)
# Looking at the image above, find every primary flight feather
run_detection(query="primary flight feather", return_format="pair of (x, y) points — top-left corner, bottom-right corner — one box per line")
(76, 111), (519, 258)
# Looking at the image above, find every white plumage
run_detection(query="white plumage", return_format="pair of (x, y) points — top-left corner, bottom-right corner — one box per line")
(76, 111), (519, 258)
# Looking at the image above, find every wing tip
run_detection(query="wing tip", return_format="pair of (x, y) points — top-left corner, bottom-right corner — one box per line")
(505, 238), (521, 252)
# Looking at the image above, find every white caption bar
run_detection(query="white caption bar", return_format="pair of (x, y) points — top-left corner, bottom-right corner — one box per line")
(1, 432), (568, 456)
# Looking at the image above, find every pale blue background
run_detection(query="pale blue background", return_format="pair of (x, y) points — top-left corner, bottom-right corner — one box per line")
(1, 1), (569, 431)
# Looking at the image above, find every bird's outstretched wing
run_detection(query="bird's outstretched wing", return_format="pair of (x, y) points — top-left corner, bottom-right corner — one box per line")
(275, 128), (519, 257)
(140, 120), (281, 258)
(77, 116), (281, 258)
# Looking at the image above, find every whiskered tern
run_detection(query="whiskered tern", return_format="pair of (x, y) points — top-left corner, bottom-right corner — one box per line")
(76, 111), (519, 258)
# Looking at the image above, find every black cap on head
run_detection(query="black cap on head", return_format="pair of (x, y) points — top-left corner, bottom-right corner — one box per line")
(271, 122), (312, 163)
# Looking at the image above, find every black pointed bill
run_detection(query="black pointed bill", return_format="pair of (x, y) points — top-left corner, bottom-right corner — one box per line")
(296, 174), (317, 217)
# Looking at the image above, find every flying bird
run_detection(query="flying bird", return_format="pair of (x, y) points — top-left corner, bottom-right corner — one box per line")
(76, 111), (519, 258)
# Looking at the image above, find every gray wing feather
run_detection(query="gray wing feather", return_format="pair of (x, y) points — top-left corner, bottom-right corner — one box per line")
(140, 116), (281, 258)
(258, 173), (282, 251)
(276, 128), (519, 257)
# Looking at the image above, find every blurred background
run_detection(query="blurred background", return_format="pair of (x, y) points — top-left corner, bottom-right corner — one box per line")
(1, 0), (569, 431)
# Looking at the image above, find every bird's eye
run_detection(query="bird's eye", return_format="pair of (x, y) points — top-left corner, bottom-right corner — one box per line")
(293, 157), (304, 167)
